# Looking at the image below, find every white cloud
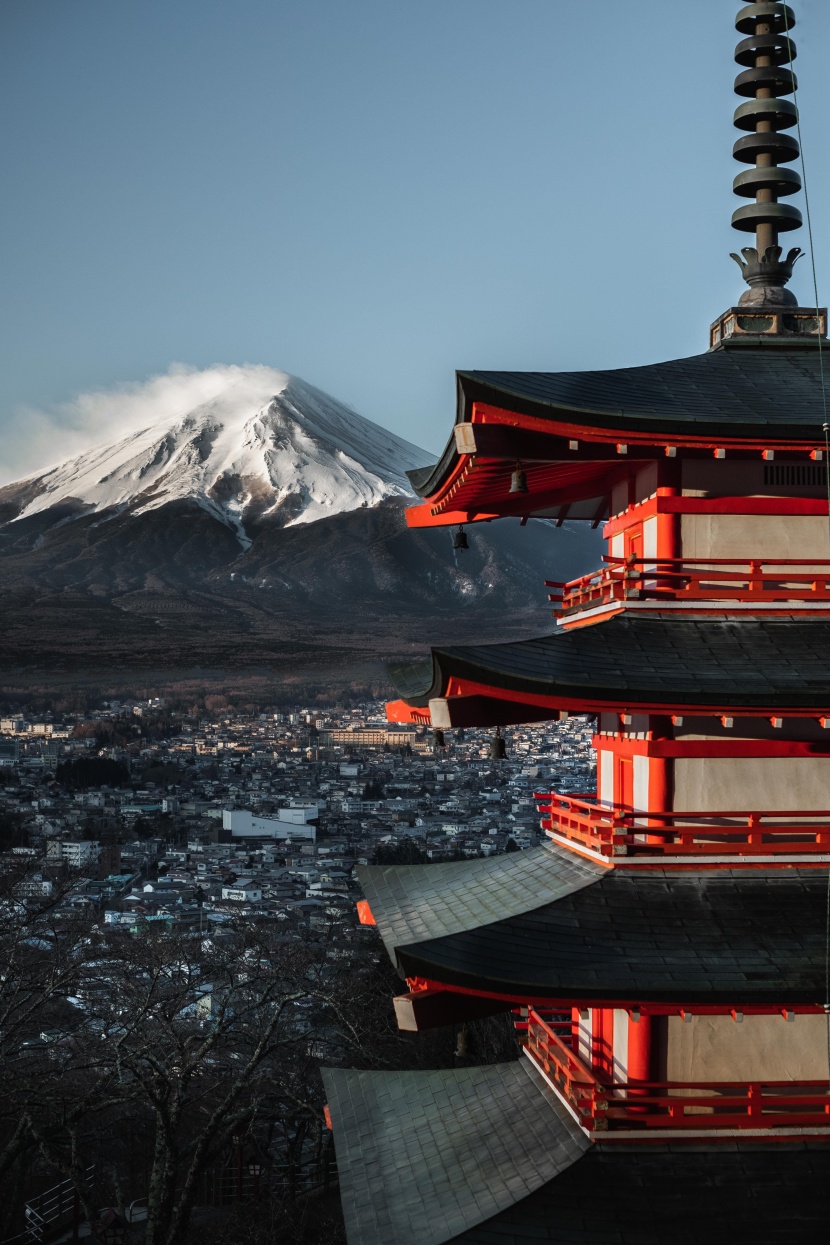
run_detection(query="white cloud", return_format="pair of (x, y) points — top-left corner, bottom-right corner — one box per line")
(0, 363), (290, 486)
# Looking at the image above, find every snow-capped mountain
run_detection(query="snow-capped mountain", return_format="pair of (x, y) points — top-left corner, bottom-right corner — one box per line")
(9, 365), (433, 548)
(0, 364), (602, 671)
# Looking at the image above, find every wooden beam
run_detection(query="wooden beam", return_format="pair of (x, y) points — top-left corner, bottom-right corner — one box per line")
(591, 496), (608, 529)
(394, 989), (514, 1032)
(429, 696), (563, 730)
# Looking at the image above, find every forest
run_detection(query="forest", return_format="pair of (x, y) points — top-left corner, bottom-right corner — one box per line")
(0, 858), (516, 1243)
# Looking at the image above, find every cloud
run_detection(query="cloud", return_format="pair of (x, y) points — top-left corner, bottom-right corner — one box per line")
(0, 363), (290, 486)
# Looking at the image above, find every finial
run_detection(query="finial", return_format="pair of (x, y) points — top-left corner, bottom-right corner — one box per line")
(731, 3), (803, 306)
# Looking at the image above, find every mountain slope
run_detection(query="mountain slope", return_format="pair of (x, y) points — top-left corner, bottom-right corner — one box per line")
(9, 366), (433, 547)
(0, 366), (601, 672)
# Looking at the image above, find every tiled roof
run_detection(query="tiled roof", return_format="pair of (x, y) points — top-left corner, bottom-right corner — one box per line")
(356, 844), (603, 960)
(394, 866), (827, 1005)
(406, 346), (830, 498)
(461, 349), (830, 433)
(391, 615), (830, 711)
(447, 1142), (830, 1244)
(326, 1055), (830, 1245)
(322, 1059), (589, 1245)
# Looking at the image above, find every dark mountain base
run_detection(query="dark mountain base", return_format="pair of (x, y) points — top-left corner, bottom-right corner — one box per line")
(0, 498), (600, 674)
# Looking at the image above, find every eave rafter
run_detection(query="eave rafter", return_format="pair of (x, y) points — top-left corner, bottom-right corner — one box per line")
(387, 675), (830, 729)
(406, 400), (830, 530)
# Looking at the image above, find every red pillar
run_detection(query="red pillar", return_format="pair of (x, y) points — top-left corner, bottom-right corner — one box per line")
(592, 1007), (614, 1079)
(646, 717), (674, 844)
(627, 1013), (654, 1083)
(655, 460), (681, 564)
(627, 1012), (655, 1110)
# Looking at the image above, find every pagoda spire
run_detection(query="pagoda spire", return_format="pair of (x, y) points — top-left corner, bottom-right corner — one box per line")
(729, 2), (803, 307)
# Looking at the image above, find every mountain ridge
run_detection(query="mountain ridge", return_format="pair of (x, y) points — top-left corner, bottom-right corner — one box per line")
(4, 366), (433, 548)
(0, 366), (601, 672)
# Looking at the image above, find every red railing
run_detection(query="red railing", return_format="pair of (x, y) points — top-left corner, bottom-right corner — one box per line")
(534, 791), (830, 857)
(524, 1010), (830, 1133)
(547, 557), (830, 614)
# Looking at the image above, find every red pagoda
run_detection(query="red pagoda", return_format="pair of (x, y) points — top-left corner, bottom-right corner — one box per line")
(323, 5), (830, 1241)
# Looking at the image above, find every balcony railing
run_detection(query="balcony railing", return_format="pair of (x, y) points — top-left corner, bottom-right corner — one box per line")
(524, 1009), (830, 1133)
(535, 791), (830, 857)
(547, 557), (830, 614)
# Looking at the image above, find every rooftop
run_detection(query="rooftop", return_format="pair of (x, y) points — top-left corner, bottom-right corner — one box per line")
(324, 1060), (830, 1245)
(389, 615), (830, 716)
(362, 847), (828, 1005)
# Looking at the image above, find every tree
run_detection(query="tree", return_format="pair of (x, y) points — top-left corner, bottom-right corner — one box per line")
(372, 838), (427, 866)
(56, 757), (129, 791)
(0, 903), (396, 1245)
(0, 861), (92, 1234)
(0, 867), (519, 1243)
(0, 811), (27, 850)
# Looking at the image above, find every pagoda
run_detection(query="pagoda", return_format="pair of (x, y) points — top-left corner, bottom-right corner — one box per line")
(323, 5), (830, 1242)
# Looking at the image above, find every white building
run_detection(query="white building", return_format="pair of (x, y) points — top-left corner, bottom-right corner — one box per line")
(45, 840), (101, 868)
(222, 807), (318, 841)
(221, 881), (263, 903)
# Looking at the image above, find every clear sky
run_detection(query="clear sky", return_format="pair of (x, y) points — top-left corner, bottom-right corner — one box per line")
(2, 0), (829, 476)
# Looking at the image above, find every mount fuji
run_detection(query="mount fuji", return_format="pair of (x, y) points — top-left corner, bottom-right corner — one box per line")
(0, 366), (600, 674)
(7, 366), (434, 548)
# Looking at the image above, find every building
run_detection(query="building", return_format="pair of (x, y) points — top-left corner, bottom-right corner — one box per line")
(222, 807), (318, 841)
(220, 880), (263, 903)
(45, 840), (101, 869)
(323, 6), (830, 1241)
(320, 729), (417, 748)
(0, 738), (19, 767)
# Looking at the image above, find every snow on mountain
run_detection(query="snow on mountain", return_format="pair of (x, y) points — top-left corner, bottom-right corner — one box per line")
(11, 365), (434, 548)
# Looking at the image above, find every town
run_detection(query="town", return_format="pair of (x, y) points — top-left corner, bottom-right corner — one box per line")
(0, 699), (596, 931)
(0, 697), (597, 1237)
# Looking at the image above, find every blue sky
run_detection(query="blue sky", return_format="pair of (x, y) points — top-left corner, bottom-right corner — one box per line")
(2, 0), (829, 475)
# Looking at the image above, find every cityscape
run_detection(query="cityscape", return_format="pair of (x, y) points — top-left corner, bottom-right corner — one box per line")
(0, 701), (595, 1240)
(0, 703), (596, 926)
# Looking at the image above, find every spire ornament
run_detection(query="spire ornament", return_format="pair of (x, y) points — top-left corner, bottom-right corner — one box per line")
(710, 2), (827, 345)
(730, 244), (802, 307)
(731, 3), (803, 306)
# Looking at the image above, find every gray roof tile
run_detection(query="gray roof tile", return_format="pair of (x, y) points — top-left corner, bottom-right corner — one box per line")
(322, 1060), (589, 1245)
(394, 866), (827, 1005)
(392, 615), (830, 711)
(446, 1142), (830, 1244)
(358, 844), (603, 959)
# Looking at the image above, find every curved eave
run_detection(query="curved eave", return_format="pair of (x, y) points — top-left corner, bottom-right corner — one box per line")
(324, 1060), (830, 1245)
(357, 845), (603, 962)
(322, 1061), (588, 1245)
(392, 867), (827, 1007)
(442, 1146), (830, 1245)
(405, 353), (830, 528)
(387, 615), (830, 721)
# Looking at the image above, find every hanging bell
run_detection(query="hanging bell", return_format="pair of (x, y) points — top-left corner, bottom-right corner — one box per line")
(433, 728), (446, 748)
(452, 526), (469, 550)
(509, 463), (528, 495)
(490, 727), (507, 760)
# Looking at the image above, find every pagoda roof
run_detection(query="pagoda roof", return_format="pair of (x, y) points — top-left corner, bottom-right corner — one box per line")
(446, 1142), (830, 1245)
(389, 614), (830, 716)
(356, 843), (603, 961)
(362, 849), (826, 1005)
(324, 1060), (830, 1245)
(322, 1060), (589, 1245)
(409, 345), (830, 501)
